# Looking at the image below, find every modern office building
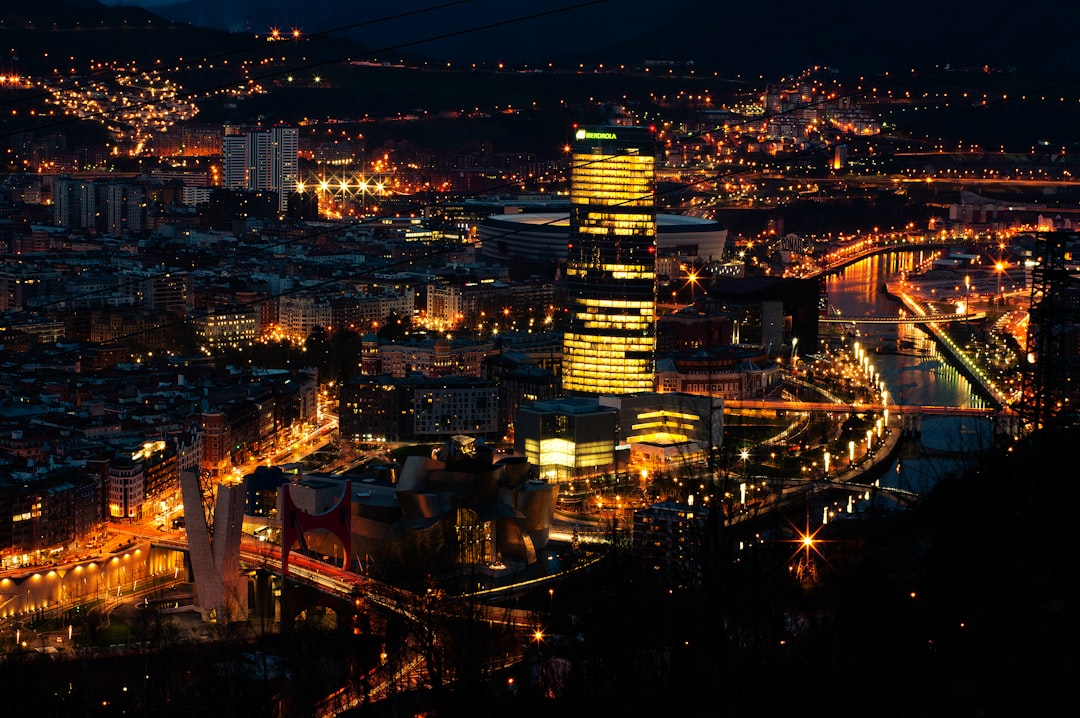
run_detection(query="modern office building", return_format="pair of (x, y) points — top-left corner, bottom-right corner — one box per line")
(600, 388), (725, 455)
(105, 183), (147, 237)
(222, 128), (249, 189)
(52, 177), (96, 230)
(514, 397), (617, 481)
(222, 125), (299, 213)
(562, 125), (658, 395)
(599, 392), (723, 468)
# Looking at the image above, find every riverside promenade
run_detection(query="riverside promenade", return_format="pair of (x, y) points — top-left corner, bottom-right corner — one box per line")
(727, 406), (905, 528)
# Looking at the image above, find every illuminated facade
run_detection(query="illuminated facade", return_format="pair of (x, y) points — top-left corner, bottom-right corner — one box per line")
(197, 306), (259, 353)
(514, 397), (617, 481)
(107, 441), (180, 522)
(108, 458), (145, 521)
(562, 126), (658, 395)
(599, 392), (723, 468)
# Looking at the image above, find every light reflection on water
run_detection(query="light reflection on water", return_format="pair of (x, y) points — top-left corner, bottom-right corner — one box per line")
(825, 251), (993, 498)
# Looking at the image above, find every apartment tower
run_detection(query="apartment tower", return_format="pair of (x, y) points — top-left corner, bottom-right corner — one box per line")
(222, 125), (299, 213)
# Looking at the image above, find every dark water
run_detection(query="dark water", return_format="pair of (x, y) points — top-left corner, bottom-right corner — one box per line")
(825, 251), (992, 496)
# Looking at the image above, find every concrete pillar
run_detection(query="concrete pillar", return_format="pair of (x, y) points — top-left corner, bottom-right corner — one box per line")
(179, 470), (248, 623)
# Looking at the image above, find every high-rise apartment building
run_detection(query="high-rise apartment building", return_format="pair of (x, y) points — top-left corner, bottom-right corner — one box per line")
(221, 125), (299, 213)
(222, 126), (248, 188)
(562, 125), (658, 395)
(105, 183), (146, 236)
(52, 177), (97, 230)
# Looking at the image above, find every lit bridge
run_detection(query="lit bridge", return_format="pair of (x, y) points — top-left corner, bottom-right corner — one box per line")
(236, 539), (541, 627)
(820, 311), (986, 324)
(776, 478), (922, 506)
(148, 520), (582, 628)
(823, 480), (921, 505)
(724, 400), (1016, 439)
(148, 530), (590, 630)
(723, 400), (996, 416)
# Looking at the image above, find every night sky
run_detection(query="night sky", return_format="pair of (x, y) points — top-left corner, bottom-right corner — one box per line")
(102, 0), (1080, 75)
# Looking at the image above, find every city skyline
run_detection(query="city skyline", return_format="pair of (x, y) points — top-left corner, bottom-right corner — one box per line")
(0, 3), (1077, 716)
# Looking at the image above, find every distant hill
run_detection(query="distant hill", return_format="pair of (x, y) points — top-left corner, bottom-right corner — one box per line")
(105, 0), (699, 64)
(601, 0), (1080, 76)
(0, 1), (241, 75)
(96, 0), (1080, 74)
(0, 0), (368, 84)
(8, 0), (1077, 152)
(0, 0), (192, 33)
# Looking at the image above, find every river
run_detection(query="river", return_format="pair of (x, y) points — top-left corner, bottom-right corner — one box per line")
(825, 250), (994, 495)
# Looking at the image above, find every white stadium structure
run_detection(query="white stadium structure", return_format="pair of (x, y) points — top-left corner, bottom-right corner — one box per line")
(478, 212), (727, 264)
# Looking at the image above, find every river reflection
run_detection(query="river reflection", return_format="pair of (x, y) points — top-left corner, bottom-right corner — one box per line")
(824, 251), (993, 496)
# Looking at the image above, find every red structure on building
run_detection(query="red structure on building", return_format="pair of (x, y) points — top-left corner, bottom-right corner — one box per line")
(280, 480), (353, 577)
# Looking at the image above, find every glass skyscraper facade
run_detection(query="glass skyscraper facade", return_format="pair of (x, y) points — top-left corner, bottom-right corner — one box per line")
(562, 125), (658, 395)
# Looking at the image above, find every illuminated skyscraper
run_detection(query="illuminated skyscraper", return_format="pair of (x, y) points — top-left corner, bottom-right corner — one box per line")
(562, 125), (657, 395)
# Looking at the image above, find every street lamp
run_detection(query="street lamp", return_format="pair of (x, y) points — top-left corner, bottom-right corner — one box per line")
(687, 268), (700, 304)
(964, 274), (971, 325)
(848, 440), (855, 466)
(533, 628), (545, 678)
(995, 261), (1005, 304)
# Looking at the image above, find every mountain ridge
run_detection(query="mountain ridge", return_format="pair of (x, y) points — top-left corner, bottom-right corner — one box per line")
(58, 0), (1080, 75)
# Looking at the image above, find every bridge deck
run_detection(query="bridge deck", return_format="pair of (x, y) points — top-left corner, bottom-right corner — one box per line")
(724, 399), (997, 415)
(820, 311), (986, 324)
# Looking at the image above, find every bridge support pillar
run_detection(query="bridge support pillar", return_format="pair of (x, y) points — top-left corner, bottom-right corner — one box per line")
(899, 438), (923, 460)
(244, 570), (280, 627)
(992, 411), (1020, 440)
(179, 470), (248, 623)
(901, 412), (922, 437)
